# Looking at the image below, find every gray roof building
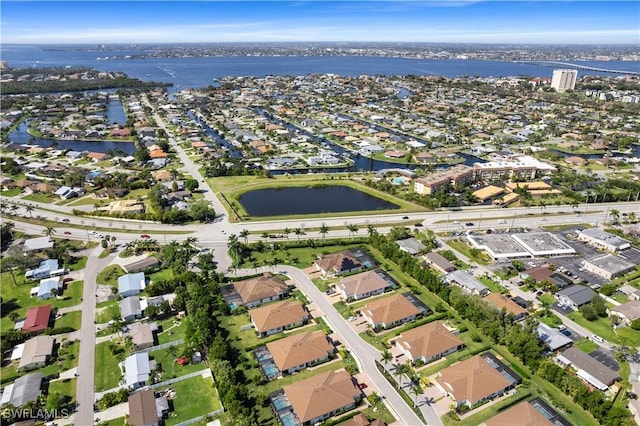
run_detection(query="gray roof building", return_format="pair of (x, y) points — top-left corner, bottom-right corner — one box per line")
(0, 373), (42, 407)
(118, 272), (146, 298)
(557, 347), (621, 391)
(582, 254), (635, 280)
(396, 238), (427, 255)
(23, 237), (54, 252)
(577, 228), (631, 252)
(120, 296), (142, 321)
(445, 270), (490, 296)
(537, 323), (572, 352)
(123, 352), (153, 388)
(556, 285), (596, 311)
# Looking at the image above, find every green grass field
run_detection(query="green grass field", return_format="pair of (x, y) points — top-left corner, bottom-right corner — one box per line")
(568, 312), (640, 346)
(96, 265), (126, 287)
(94, 340), (127, 391)
(149, 345), (207, 379)
(157, 318), (188, 344)
(163, 375), (223, 426)
(48, 377), (78, 404)
(95, 300), (121, 324)
(54, 310), (82, 331)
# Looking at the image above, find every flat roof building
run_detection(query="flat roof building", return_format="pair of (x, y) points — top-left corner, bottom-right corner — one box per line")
(582, 254), (635, 280)
(511, 232), (576, 257)
(467, 233), (531, 261)
(577, 228), (631, 253)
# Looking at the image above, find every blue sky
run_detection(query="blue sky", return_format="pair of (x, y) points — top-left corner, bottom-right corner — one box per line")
(1, 1), (638, 44)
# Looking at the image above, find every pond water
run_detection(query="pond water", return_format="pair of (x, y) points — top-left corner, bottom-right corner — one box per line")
(239, 185), (400, 216)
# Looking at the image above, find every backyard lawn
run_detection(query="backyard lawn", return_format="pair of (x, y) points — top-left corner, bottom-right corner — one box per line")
(95, 300), (121, 324)
(54, 310), (82, 332)
(163, 375), (222, 426)
(446, 239), (491, 265)
(575, 339), (599, 353)
(96, 265), (126, 287)
(48, 377), (77, 404)
(148, 268), (174, 283)
(94, 340), (128, 391)
(150, 345), (207, 379)
(157, 318), (188, 344)
(567, 312), (640, 346)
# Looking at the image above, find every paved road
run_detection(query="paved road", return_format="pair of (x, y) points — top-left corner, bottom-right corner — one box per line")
(235, 266), (439, 426)
(74, 245), (120, 426)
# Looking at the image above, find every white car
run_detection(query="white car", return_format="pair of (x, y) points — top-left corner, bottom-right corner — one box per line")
(498, 220), (507, 225)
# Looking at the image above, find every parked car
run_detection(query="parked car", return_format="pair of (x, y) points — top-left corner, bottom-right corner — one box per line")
(591, 335), (604, 343)
(402, 216), (409, 220)
(62, 218), (70, 222)
(63, 231), (71, 235)
(140, 234), (151, 239)
(465, 222), (474, 226)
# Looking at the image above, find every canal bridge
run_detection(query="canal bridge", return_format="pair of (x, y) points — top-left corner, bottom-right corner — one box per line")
(514, 60), (640, 76)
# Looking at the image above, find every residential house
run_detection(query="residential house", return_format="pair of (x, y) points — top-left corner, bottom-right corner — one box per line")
(610, 301), (640, 327)
(54, 186), (83, 200)
(249, 300), (310, 337)
(435, 355), (512, 408)
(128, 322), (158, 351)
(315, 251), (364, 277)
(537, 322), (572, 352)
(128, 389), (169, 426)
(555, 285), (596, 311)
(25, 259), (61, 280)
(481, 401), (554, 426)
(124, 257), (159, 274)
(266, 330), (334, 375)
(123, 352), (154, 389)
(120, 297), (143, 322)
(360, 293), (425, 330)
(484, 293), (528, 320)
(22, 305), (51, 334)
(444, 270), (490, 297)
(395, 238), (427, 255)
(18, 336), (54, 371)
(556, 347), (621, 391)
(0, 373), (42, 407)
(337, 270), (396, 301)
(35, 277), (62, 300)
(23, 237), (54, 253)
(423, 252), (457, 274)
(222, 273), (289, 309)
(283, 370), (363, 425)
(118, 272), (146, 298)
(394, 321), (464, 365)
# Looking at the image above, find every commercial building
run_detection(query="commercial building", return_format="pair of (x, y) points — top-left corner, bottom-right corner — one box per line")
(582, 254), (635, 280)
(551, 69), (578, 92)
(511, 233), (576, 258)
(576, 229), (631, 253)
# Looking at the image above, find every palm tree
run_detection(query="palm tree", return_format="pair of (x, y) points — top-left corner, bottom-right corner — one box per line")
(9, 204), (18, 216)
(43, 226), (56, 238)
(394, 363), (409, 387)
(283, 227), (291, 241)
(409, 382), (422, 408)
(381, 350), (392, 369)
(261, 231), (269, 243)
(25, 205), (34, 218)
(347, 224), (359, 239)
(609, 209), (620, 225)
(239, 229), (250, 245)
(319, 223), (329, 243)
(294, 228), (302, 242)
(629, 211), (636, 223)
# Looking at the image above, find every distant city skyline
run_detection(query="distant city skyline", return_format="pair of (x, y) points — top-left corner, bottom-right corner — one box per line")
(1, 1), (639, 45)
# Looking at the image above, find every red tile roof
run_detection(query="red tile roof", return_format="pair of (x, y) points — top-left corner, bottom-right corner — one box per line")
(23, 305), (52, 333)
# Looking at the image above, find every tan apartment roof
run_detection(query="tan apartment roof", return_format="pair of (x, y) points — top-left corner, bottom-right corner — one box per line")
(284, 370), (361, 423)
(266, 330), (333, 371)
(505, 181), (551, 191)
(437, 355), (511, 404)
(362, 293), (421, 326)
(249, 300), (307, 333)
(233, 273), (289, 304)
(339, 270), (389, 297)
(611, 300), (640, 322)
(396, 321), (463, 360)
(473, 185), (505, 201)
(482, 401), (553, 426)
(128, 389), (157, 426)
(485, 293), (528, 317)
(316, 252), (362, 274)
(19, 336), (54, 370)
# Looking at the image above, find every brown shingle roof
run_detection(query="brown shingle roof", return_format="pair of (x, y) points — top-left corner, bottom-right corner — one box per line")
(396, 321), (463, 361)
(266, 330), (333, 372)
(128, 389), (158, 426)
(284, 370), (362, 423)
(482, 401), (553, 426)
(249, 300), (308, 333)
(436, 355), (511, 404)
(484, 293), (528, 318)
(362, 293), (421, 326)
(339, 270), (389, 298)
(316, 251), (362, 274)
(233, 273), (289, 305)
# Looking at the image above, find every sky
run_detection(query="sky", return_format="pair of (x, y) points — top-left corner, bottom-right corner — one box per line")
(1, 1), (639, 45)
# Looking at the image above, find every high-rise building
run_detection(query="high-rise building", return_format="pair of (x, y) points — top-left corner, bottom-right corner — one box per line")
(551, 69), (578, 92)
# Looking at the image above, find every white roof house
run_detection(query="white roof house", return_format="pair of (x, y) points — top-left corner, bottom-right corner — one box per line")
(23, 237), (54, 252)
(37, 277), (62, 300)
(123, 352), (152, 389)
(118, 272), (146, 298)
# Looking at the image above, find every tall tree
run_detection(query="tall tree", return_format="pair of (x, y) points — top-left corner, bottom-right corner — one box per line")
(319, 223), (329, 243)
